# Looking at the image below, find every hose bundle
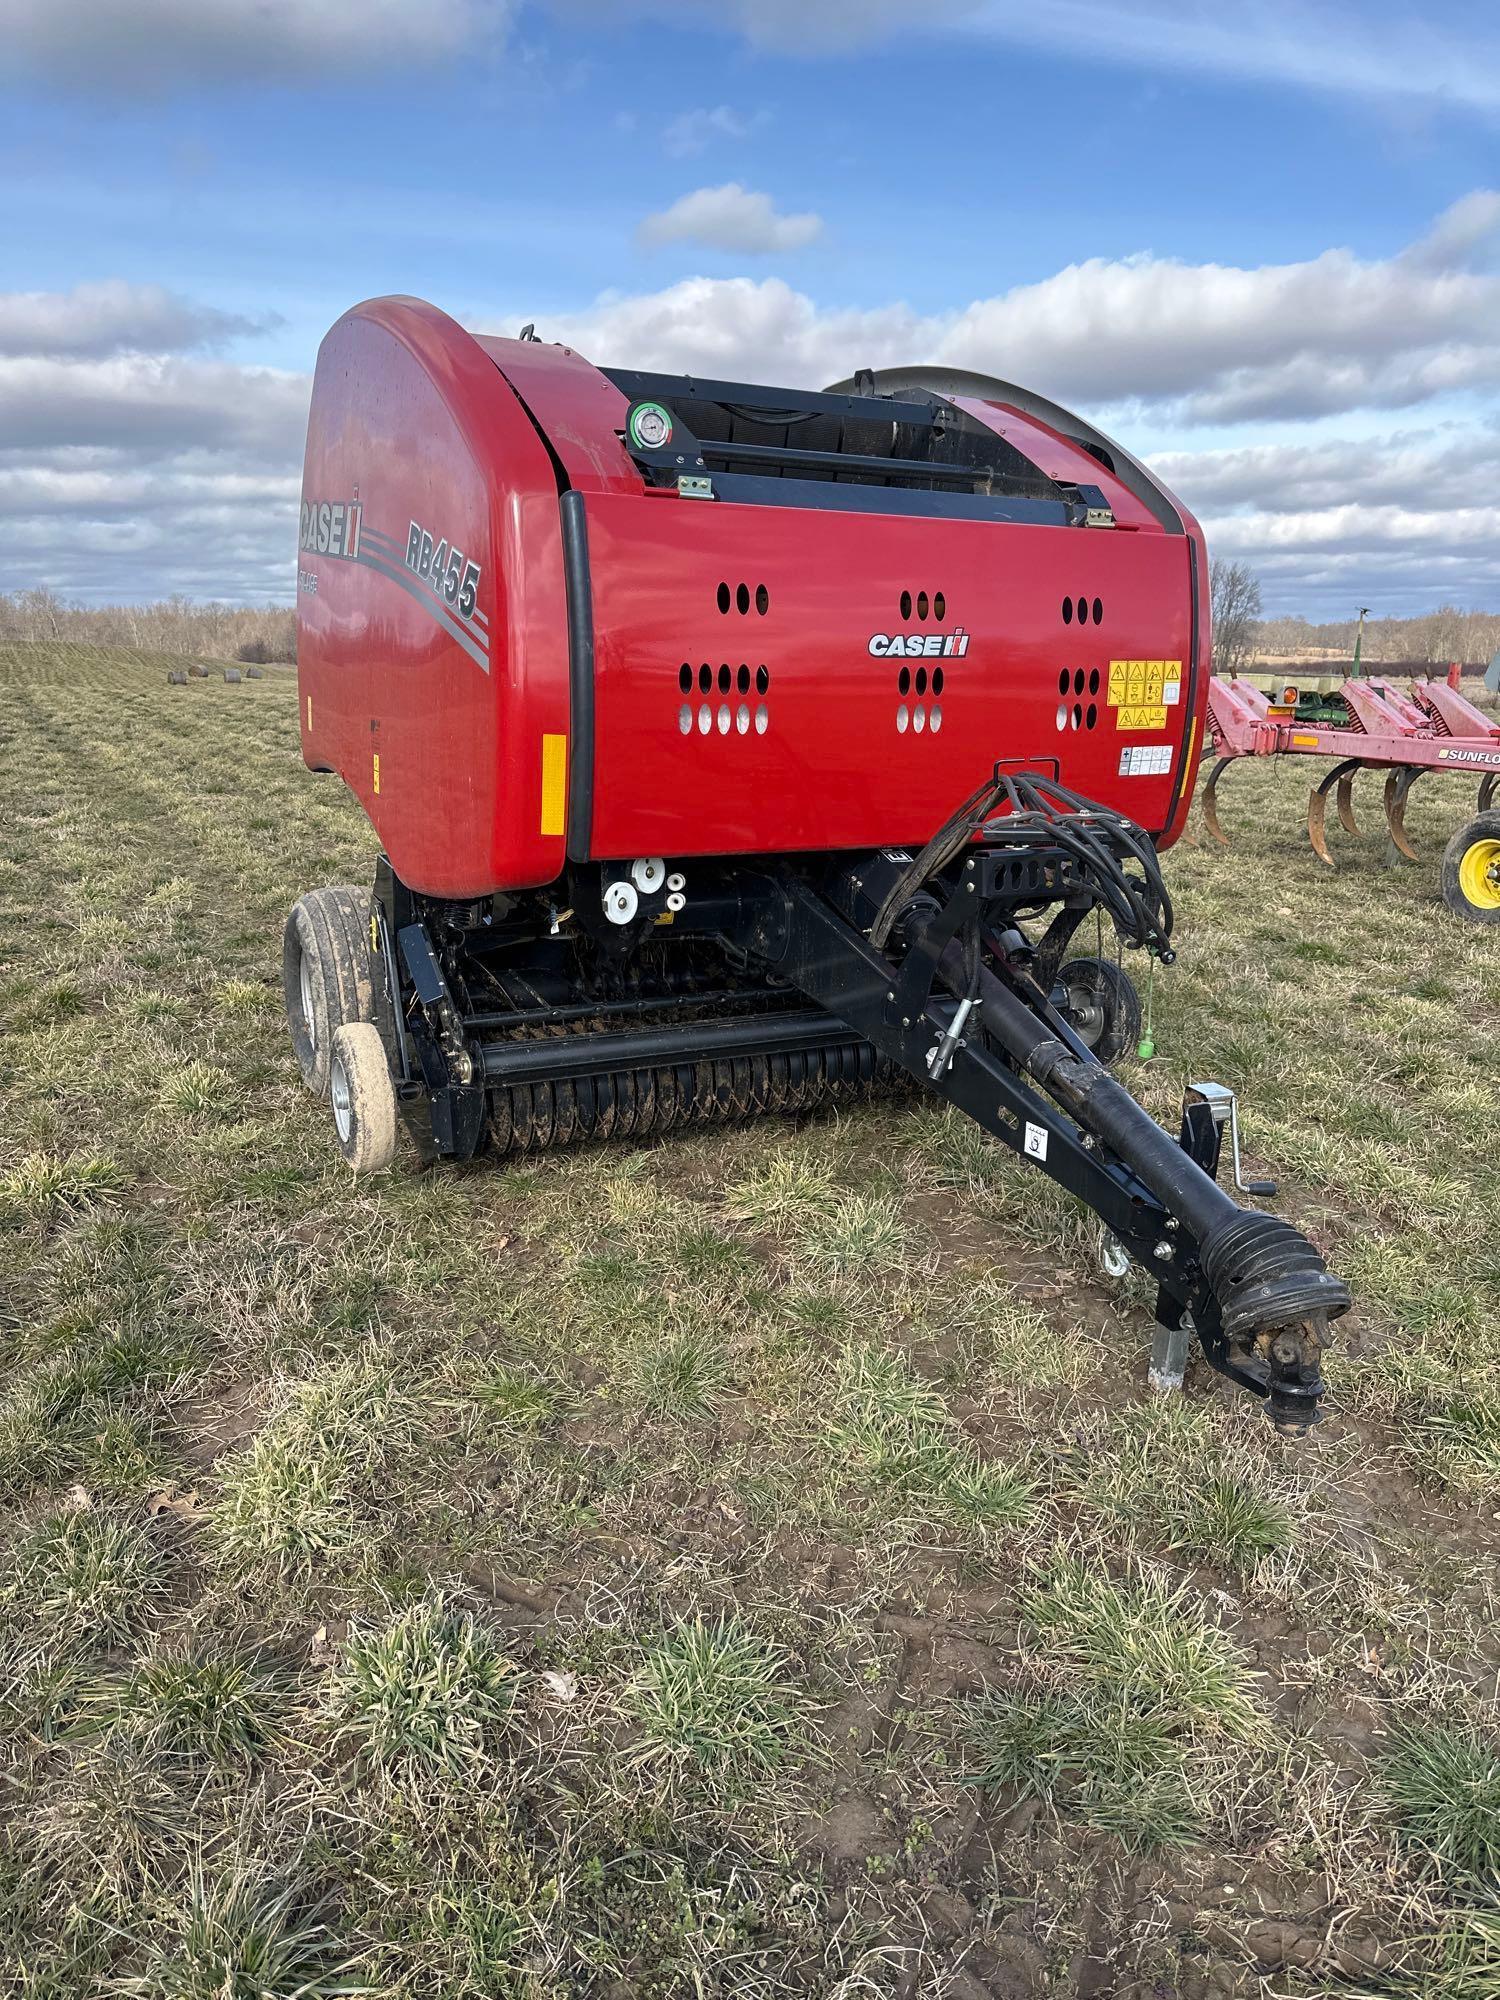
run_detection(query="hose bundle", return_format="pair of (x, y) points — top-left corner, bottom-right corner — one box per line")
(869, 767), (1174, 959)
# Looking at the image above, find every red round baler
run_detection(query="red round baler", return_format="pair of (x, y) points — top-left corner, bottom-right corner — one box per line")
(287, 296), (1348, 1430)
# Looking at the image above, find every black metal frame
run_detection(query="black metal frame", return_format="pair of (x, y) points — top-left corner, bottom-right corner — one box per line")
(366, 779), (1347, 1430)
(601, 367), (1117, 526)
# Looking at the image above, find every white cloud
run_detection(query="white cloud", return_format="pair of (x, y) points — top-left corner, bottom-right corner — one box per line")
(7, 194), (1500, 612)
(1154, 431), (1500, 517)
(9, 0), (1495, 109)
(564, 0), (983, 54)
(0, 0), (508, 87)
(662, 105), (760, 156)
(638, 184), (823, 255)
(0, 282), (266, 359)
(960, 0), (1500, 116)
(0, 354), (308, 459)
(0, 312), (308, 600)
(582, 0), (1500, 109)
(546, 195), (1500, 426)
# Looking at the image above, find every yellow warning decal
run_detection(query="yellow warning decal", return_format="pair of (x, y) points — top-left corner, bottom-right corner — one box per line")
(1108, 660), (1182, 714)
(540, 733), (567, 836)
(1117, 704), (1169, 732)
(1291, 732), (1320, 748)
(372, 752), (381, 795)
(306, 695), (313, 731)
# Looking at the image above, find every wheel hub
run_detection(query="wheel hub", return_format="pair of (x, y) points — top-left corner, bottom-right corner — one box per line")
(1458, 836), (1500, 911)
(330, 1051), (352, 1141)
(1060, 967), (1107, 1047)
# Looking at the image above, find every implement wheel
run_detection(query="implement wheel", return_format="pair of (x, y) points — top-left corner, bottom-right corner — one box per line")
(1441, 812), (1500, 924)
(1058, 956), (1142, 1064)
(329, 1022), (398, 1172)
(283, 885), (375, 1094)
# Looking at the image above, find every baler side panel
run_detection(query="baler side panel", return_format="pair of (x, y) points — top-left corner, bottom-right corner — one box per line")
(298, 300), (572, 898)
(583, 495), (1195, 861)
(954, 398), (1163, 533)
(475, 335), (640, 497)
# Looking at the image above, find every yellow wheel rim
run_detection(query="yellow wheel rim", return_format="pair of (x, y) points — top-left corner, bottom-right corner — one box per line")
(1458, 836), (1500, 910)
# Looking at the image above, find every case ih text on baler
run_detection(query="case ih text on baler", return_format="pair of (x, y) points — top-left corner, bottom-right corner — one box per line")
(285, 298), (1350, 1433)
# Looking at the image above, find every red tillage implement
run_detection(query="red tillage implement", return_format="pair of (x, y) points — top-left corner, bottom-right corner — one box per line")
(286, 297), (1352, 1429)
(1203, 673), (1500, 920)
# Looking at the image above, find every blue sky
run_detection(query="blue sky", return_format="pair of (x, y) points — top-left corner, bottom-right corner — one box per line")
(2, 0), (1498, 615)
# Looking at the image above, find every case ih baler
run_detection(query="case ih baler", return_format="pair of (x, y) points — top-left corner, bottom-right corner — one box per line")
(287, 296), (1350, 1431)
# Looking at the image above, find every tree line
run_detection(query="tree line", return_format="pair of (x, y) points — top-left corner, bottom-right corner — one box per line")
(4, 575), (1497, 678)
(0, 589), (295, 663)
(1209, 560), (1498, 678)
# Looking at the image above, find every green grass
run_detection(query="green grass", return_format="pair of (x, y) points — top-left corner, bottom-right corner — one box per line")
(1020, 1552), (1262, 1739)
(0, 1149), (128, 1224)
(0, 642), (1497, 1994)
(330, 1595), (521, 1786)
(113, 1868), (357, 2000)
(1384, 1719), (1500, 1886)
(96, 1650), (287, 1766)
(966, 1554), (1265, 1853)
(966, 1687), (1200, 1853)
(209, 1355), (406, 1582)
(624, 1612), (806, 1796)
(5, 1506), (165, 1650)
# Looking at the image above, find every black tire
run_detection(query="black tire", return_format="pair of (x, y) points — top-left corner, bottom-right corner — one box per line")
(1057, 956), (1142, 1064)
(329, 1022), (398, 1173)
(1441, 811), (1500, 924)
(283, 886), (375, 1094)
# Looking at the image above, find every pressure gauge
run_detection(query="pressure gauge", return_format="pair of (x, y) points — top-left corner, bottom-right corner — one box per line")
(627, 401), (674, 451)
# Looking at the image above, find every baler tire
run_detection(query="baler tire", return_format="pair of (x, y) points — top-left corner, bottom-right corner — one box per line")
(1058, 956), (1142, 1065)
(1441, 811), (1500, 924)
(329, 1022), (398, 1173)
(283, 885), (376, 1095)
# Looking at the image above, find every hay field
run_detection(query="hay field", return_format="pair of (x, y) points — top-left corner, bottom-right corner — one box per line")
(1, 642), (1497, 1998)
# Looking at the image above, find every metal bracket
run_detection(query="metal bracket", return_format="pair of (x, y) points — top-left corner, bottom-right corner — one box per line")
(677, 474), (714, 500)
(1149, 1312), (1193, 1394)
(1184, 1081), (1276, 1198)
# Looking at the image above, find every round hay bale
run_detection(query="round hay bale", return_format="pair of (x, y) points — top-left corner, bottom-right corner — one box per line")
(189, 663), (210, 678)
(223, 668), (242, 684)
(167, 668), (188, 685)
(246, 666), (264, 679)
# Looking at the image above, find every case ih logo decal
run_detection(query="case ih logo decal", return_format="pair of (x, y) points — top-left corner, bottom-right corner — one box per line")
(300, 498), (362, 559)
(868, 629), (969, 658)
(299, 493), (490, 674)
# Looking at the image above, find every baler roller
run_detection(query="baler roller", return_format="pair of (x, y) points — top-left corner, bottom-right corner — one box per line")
(485, 1040), (888, 1155)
